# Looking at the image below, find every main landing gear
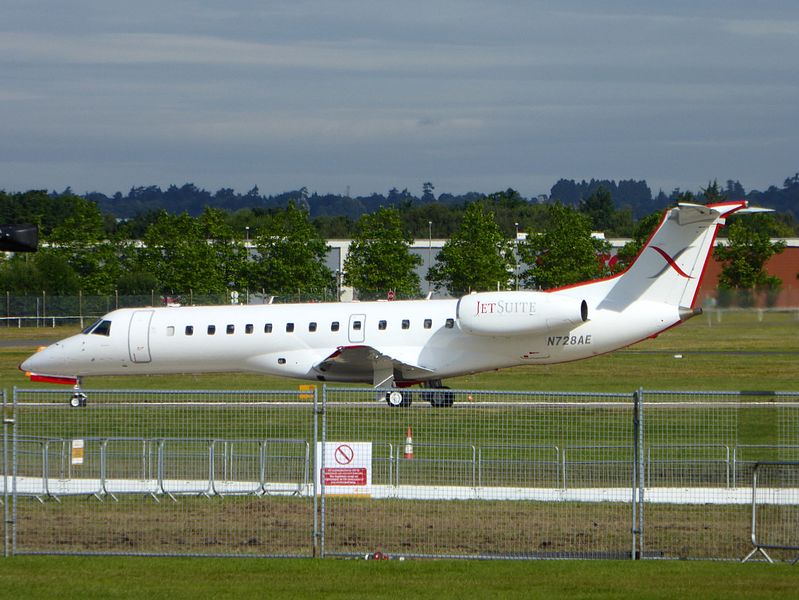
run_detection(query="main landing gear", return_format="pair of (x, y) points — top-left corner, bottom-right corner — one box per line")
(384, 381), (454, 408)
(424, 388), (455, 408)
(386, 389), (412, 407)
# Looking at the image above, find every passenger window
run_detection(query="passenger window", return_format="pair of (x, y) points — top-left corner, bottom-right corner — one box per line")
(331, 321), (340, 332)
(378, 320), (387, 330)
(309, 322), (317, 332)
(424, 319), (432, 329)
(286, 323), (295, 333)
(166, 326), (175, 336)
(207, 325), (216, 335)
(402, 319), (410, 330)
(265, 323), (273, 333)
(226, 324), (235, 335)
(445, 318), (455, 329)
(353, 320), (362, 331)
(185, 325), (194, 336)
(245, 324), (254, 334)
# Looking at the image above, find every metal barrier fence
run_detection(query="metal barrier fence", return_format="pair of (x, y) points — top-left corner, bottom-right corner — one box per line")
(3, 389), (318, 558)
(320, 389), (636, 560)
(11, 435), (310, 501)
(743, 462), (799, 564)
(2, 387), (799, 561)
(638, 390), (799, 561)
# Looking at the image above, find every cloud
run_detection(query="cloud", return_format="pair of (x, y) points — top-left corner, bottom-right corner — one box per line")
(2, 1), (799, 196)
(722, 18), (799, 37)
(0, 31), (538, 73)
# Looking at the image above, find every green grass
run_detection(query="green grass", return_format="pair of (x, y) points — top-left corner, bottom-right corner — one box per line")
(0, 556), (797, 600)
(2, 310), (799, 596)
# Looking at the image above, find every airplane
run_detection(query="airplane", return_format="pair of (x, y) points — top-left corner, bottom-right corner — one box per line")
(21, 200), (760, 407)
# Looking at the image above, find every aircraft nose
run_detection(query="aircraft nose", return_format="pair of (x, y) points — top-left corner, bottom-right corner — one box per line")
(20, 343), (68, 374)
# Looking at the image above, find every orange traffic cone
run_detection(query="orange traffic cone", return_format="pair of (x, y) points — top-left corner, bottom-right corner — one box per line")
(404, 426), (414, 459)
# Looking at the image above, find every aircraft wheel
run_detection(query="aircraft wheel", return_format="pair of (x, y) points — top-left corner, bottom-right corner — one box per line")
(428, 391), (455, 408)
(69, 392), (87, 408)
(386, 390), (412, 407)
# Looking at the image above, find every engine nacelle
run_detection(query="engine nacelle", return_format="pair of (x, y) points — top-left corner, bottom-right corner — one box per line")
(456, 291), (588, 337)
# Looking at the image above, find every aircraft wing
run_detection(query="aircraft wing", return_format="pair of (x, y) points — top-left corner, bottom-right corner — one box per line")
(313, 345), (435, 384)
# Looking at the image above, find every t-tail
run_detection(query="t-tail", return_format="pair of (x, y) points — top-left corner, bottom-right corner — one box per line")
(445, 201), (760, 341)
(585, 201), (753, 315)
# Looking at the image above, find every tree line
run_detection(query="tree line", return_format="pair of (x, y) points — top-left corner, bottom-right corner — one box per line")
(37, 170), (799, 228)
(0, 182), (789, 303)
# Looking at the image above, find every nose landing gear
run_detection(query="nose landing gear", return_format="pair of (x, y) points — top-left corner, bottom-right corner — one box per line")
(69, 379), (87, 407)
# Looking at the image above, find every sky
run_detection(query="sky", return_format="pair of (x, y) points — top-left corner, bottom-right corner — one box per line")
(2, 1), (799, 199)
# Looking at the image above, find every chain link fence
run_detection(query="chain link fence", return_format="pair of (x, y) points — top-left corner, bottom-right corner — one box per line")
(4, 389), (317, 557)
(2, 387), (798, 561)
(320, 389), (635, 559)
(640, 391), (799, 561)
(0, 292), (341, 328)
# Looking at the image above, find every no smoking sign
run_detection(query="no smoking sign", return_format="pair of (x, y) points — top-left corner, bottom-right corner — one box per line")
(316, 441), (373, 495)
(334, 444), (354, 465)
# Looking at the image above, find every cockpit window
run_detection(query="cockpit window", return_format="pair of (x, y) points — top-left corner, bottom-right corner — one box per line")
(82, 319), (112, 336)
(82, 319), (102, 334)
(93, 320), (112, 336)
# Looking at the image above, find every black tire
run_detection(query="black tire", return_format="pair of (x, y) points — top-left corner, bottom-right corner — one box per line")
(69, 393), (87, 408)
(386, 390), (412, 407)
(428, 390), (455, 408)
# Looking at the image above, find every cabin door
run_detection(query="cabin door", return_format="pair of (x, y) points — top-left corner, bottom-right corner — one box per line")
(348, 314), (366, 343)
(128, 310), (154, 363)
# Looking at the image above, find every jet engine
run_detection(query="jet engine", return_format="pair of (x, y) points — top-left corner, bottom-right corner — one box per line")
(456, 291), (588, 336)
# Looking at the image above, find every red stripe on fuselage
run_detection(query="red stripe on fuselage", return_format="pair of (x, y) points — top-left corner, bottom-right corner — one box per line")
(28, 373), (79, 386)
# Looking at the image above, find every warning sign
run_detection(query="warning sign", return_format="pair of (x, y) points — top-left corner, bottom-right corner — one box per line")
(298, 384), (315, 400)
(334, 443), (355, 464)
(316, 442), (372, 496)
(323, 468), (367, 486)
(71, 439), (84, 466)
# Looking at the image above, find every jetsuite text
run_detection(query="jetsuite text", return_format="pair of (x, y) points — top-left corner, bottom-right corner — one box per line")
(474, 300), (537, 316)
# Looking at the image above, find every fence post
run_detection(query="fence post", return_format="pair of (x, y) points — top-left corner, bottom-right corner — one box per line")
(11, 388), (17, 554)
(3, 389), (8, 557)
(312, 386), (319, 558)
(638, 387), (646, 559)
(319, 385), (327, 558)
(632, 389), (640, 559)
(631, 387), (645, 559)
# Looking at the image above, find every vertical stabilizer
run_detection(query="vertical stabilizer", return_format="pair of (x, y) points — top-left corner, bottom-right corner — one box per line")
(598, 201), (747, 311)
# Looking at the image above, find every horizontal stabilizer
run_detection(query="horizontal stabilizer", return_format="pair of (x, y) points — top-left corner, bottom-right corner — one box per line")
(732, 206), (773, 214)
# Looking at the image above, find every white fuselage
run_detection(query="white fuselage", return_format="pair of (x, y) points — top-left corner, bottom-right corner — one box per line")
(23, 201), (749, 388)
(21, 294), (679, 383)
